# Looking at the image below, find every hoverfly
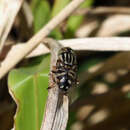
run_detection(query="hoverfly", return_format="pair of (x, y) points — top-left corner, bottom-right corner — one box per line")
(51, 47), (78, 93)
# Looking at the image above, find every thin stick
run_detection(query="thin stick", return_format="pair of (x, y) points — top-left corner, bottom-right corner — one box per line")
(40, 38), (69, 130)
(75, 7), (130, 15)
(0, 0), (85, 79)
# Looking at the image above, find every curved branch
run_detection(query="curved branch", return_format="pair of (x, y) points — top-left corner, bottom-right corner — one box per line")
(40, 38), (69, 130)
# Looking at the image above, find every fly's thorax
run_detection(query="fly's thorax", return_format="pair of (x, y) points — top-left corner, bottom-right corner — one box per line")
(58, 47), (77, 66)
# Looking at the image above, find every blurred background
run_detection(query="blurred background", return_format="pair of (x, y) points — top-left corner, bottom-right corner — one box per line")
(1, 0), (130, 130)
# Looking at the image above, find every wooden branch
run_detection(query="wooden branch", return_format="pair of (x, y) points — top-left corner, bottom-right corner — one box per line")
(0, 0), (23, 54)
(0, 0), (85, 79)
(40, 38), (69, 130)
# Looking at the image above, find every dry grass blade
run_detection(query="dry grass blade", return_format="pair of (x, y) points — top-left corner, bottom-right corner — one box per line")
(60, 37), (130, 51)
(0, 0), (85, 79)
(22, 1), (33, 27)
(97, 15), (130, 36)
(0, 0), (23, 54)
(27, 37), (130, 57)
(76, 15), (130, 37)
(3, 37), (130, 60)
(40, 38), (69, 130)
(75, 7), (130, 15)
(1, 37), (130, 80)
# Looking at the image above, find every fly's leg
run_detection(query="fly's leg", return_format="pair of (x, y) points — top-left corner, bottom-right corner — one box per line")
(48, 66), (58, 89)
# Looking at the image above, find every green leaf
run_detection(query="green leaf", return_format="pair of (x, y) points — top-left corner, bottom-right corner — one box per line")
(51, 0), (70, 17)
(33, 0), (51, 33)
(80, 0), (94, 8)
(8, 55), (50, 130)
(48, 0), (70, 39)
(49, 28), (63, 39)
(31, 0), (40, 11)
(126, 92), (130, 99)
(65, 0), (94, 38)
(65, 16), (83, 38)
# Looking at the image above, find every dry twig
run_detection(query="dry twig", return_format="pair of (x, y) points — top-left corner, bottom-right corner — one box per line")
(0, 0), (85, 79)
(40, 38), (69, 130)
